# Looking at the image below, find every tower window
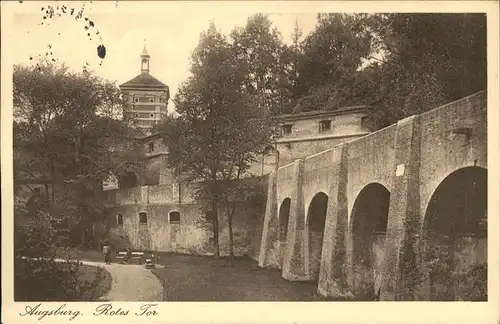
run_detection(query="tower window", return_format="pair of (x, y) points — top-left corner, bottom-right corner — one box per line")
(169, 211), (181, 224)
(139, 212), (147, 224)
(117, 213), (124, 226)
(319, 120), (332, 133)
(281, 124), (292, 135)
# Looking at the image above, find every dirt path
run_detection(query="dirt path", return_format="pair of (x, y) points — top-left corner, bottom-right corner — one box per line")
(73, 260), (164, 301)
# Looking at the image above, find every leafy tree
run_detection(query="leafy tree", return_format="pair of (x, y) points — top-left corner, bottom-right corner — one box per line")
(230, 14), (291, 115)
(13, 60), (145, 247)
(288, 13), (486, 130)
(157, 23), (275, 257)
(348, 13), (486, 129)
(293, 13), (373, 112)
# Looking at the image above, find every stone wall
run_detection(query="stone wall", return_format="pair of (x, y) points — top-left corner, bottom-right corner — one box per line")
(105, 176), (269, 257)
(258, 91), (488, 301)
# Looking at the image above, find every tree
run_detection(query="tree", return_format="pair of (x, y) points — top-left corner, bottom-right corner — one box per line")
(293, 13), (374, 112)
(13, 60), (145, 247)
(352, 13), (486, 129)
(157, 23), (275, 257)
(230, 14), (290, 115)
(291, 13), (487, 130)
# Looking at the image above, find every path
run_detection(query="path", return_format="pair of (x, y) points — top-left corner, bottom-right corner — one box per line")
(57, 259), (164, 301)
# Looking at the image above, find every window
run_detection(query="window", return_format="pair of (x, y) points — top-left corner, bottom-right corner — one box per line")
(134, 98), (139, 103)
(319, 120), (332, 133)
(117, 213), (124, 226)
(148, 142), (154, 153)
(139, 212), (147, 224)
(281, 124), (292, 135)
(150, 113), (154, 118)
(169, 211), (180, 224)
(150, 98), (154, 103)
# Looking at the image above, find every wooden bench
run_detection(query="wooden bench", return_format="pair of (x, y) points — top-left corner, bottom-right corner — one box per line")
(116, 251), (144, 264)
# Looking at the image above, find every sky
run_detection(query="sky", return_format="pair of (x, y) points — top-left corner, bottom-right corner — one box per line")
(11, 1), (320, 112)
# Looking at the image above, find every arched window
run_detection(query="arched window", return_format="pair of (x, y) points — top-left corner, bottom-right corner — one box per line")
(169, 211), (180, 224)
(139, 212), (147, 224)
(117, 213), (124, 226)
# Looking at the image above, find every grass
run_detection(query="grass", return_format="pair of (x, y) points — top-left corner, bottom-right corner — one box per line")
(78, 264), (112, 300)
(151, 254), (328, 301)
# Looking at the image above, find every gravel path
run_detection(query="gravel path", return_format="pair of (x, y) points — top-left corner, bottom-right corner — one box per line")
(68, 260), (164, 301)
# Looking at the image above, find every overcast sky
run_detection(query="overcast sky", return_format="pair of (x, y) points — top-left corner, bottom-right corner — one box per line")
(11, 1), (321, 112)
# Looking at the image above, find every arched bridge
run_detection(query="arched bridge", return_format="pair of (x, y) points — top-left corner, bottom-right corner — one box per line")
(258, 91), (487, 301)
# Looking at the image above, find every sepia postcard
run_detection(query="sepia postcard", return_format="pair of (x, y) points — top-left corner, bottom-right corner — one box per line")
(1, 1), (499, 323)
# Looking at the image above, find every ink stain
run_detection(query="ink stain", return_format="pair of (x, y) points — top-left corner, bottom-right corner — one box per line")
(97, 45), (106, 59)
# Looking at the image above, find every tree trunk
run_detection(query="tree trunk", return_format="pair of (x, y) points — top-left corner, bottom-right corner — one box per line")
(50, 161), (56, 207)
(228, 211), (234, 258)
(211, 192), (220, 257)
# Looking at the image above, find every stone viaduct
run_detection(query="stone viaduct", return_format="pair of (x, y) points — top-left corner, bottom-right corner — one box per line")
(257, 91), (487, 301)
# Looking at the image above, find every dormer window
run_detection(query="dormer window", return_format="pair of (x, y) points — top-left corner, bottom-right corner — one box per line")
(281, 124), (292, 136)
(319, 120), (332, 133)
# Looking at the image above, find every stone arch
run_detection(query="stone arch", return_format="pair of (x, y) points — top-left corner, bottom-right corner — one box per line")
(305, 192), (329, 281)
(421, 166), (487, 301)
(350, 182), (390, 300)
(278, 198), (291, 268)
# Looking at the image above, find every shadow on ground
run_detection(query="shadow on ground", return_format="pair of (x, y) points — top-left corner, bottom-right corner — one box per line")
(151, 253), (340, 301)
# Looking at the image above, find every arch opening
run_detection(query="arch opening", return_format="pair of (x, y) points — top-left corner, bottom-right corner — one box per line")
(119, 171), (138, 189)
(306, 192), (328, 281)
(422, 166), (487, 301)
(350, 183), (390, 300)
(278, 198), (291, 268)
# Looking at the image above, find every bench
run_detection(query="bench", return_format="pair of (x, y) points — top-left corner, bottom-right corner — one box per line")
(116, 251), (144, 264)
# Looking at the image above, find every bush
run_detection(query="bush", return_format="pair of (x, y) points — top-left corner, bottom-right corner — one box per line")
(14, 257), (107, 301)
(14, 195), (109, 301)
(455, 263), (487, 301)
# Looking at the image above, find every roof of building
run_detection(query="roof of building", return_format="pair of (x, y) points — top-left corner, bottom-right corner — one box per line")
(280, 105), (372, 121)
(120, 73), (169, 90)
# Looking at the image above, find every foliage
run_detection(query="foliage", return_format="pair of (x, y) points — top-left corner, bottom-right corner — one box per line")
(157, 22), (275, 256)
(417, 238), (487, 301)
(293, 14), (373, 113)
(15, 257), (108, 301)
(285, 13), (486, 129)
(14, 197), (110, 301)
(230, 14), (292, 115)
(14, 60), (145, 247)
